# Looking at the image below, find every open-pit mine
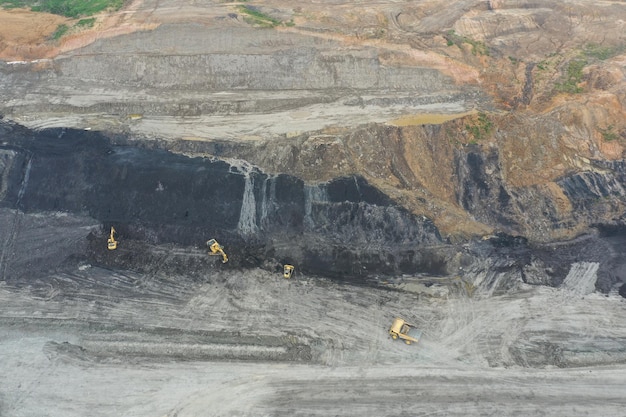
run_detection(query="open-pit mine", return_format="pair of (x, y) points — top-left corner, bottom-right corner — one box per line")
(1, 0), (626, 416)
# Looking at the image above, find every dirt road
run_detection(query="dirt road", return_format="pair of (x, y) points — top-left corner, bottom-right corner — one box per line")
(3, 341), (626, 416)
(2, 269), (626, 416)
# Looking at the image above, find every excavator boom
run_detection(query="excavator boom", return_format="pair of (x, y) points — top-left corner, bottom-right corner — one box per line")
(107, 226), (118, 250)
(206, 239), (228, 263)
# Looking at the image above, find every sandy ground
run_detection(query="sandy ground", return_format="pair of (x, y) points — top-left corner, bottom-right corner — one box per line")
(2, 345), (626, 416)
(2, 268), (626, 416)
(0, 1), (158, 61)
(0, 9), (68, 60)
(15, 99), (472, 142)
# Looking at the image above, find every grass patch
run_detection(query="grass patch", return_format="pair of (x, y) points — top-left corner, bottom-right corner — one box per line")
(0, 0), (124, 18)
(50, 23), (68, 39)
(599, 125), (618, 142)
(551, 42), (624, 95)
(465, 112), (494, 141)
(583, 43), (624, 61)
(49, 17), (96, 40)
(444, 30), (490, 56)
(0, 0), (26, 8)
(237, 5), (282, 28)
(554, 58), (587, 94)
(76, 17), (96, 27)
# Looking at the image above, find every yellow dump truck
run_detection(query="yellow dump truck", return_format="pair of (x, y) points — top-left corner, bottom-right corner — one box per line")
(389, 317), (422, 345)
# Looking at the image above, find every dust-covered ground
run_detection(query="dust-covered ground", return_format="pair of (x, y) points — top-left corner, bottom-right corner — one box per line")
(2, 0), (626, 415)
(2, 208), (626, 416)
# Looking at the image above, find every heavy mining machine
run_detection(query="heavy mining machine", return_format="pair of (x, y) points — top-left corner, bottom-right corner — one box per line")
(206, 239), (228, 263)
(283, 264), (295, 279)
(389, 317), (422, 345)
(107, 227), (118, 250)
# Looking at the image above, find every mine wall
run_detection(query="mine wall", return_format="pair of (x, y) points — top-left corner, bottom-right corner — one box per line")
(0, 24), (467, 122)
(0, 121), (446, 281)
(2, 119), (626, 293)
(455, 146), (626, 241)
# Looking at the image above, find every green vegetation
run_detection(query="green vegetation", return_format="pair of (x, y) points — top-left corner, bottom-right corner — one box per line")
(583, 43), (624, 61)
(554, 58), (587, 94)
(237, 5), (285, 28)
(0, 0), (26, 8)
(51, 23), (68, 40)
(444, 30), (490, 56)
(469, 40), (489, 56)
(599, 125), (618, 142)
(0, 1), (112, 40)
(76, 17), (96, 27)
(0, 0), (124, 18)
(550, 42), (624, 95)
(465, 112), (494, 141)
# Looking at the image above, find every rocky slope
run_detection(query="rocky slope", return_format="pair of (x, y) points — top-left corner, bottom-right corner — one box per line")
(5, 5), (626, 417)
(1, 0), (626, 289)
(2, 119), (626, 294)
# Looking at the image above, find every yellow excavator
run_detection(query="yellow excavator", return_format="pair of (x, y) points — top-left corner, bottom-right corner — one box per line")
(283, 264), (295, 279)
(206, 239), (228, 263)
(107, 226), (118, 250)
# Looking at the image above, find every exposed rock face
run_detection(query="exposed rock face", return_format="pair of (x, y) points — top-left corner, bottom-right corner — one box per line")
(184, 112), (625, 244)
(0, 0), (625, 291)
(0, 24), (480, 139)
(2, 119), (626, 292)
(0, 121), (444, 280)
(454, 148), (626, 242)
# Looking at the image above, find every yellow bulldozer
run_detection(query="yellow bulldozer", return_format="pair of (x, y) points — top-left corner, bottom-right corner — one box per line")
(107, 227), (118, 250)
(389, 317), (422, 345)
(206, 239), (228, 263)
